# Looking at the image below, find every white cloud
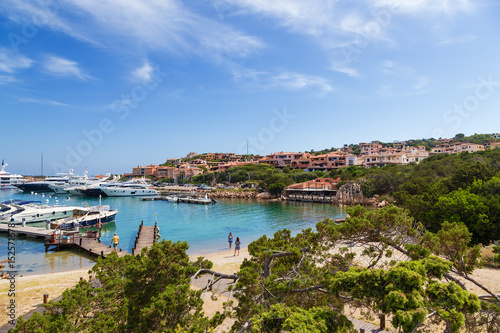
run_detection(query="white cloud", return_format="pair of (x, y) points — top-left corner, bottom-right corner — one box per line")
(132, 60), (154, 81)
(19, 97), (69, 106)
(331, 62), (359, 77)
(0, 75), (18, 85)
(437, 34), (476, 46)
(379, 60), (430, 96)
(1, 0), (265, 62)
(232, 67), (267, 81)
(43, 55), (89, 80)
(270, 72), (333, 95)
(0, 48), (32, 73)
(372, 0), (473, 15)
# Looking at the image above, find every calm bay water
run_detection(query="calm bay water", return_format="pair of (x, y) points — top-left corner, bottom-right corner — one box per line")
(0, 189), (346, 274)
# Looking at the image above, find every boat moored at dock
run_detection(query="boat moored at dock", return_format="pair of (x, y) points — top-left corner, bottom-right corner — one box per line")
(50, 205), (118, 230)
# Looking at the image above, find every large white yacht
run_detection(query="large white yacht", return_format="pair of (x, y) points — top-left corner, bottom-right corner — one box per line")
(100, 179), (158, 197)
(15, 169), (83, 193)
(0, 161), (26, 189)
(48, 169), (102, 195)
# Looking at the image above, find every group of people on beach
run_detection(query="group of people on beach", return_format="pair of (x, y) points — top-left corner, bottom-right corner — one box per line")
(228, 232), (240, 256)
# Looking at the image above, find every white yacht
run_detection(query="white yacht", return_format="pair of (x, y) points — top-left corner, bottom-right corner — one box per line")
(0, 202), (83, 224)
(100, 180), (158, 197)
(0, 161), (26, 189)
(15, 169), (84, 193)
(48, 169), (101, 195)
(66, 174), (114, 196)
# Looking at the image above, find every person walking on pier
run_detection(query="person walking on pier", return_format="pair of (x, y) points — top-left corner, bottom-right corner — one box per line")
(228, 232), (233, 250)
(234, 237), (240, 256)
(112, 233), (120, 251)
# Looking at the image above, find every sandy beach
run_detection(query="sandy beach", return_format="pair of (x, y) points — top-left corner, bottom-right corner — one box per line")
(0, 247), (249, 328)
(1, 245), (499, 331)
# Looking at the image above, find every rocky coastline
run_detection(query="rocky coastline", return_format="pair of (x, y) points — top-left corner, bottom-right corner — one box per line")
(207, 182), (387, 206)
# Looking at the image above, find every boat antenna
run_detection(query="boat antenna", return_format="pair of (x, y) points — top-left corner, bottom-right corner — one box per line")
(41, 153), (44, 176)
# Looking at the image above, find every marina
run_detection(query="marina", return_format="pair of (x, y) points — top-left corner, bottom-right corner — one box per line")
(0, 190), (346, 274)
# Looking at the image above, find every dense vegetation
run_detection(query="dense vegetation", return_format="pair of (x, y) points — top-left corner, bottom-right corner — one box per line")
(359, 149), (500, 244)
(12, 206), (500, 332)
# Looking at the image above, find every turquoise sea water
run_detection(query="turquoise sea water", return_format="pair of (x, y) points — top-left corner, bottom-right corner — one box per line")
(0, 189), (346, 274)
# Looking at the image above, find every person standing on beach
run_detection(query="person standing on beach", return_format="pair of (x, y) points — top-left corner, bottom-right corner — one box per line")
(234, 237), (240, 256)
(112, 233), (120, 251)
(228, 232), (233, 249)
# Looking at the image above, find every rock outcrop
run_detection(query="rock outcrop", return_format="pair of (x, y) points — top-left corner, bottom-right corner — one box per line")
(207, 190), (258, 200)
(333, 181), (378, 206)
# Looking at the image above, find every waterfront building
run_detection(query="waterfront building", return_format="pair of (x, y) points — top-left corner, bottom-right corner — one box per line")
(284, 177), (341, 203)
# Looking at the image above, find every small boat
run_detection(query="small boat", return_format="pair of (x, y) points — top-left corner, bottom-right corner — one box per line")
(178, 194), (216, 204)
(165, 195), (180, 203)
(51, 205), (118, 231)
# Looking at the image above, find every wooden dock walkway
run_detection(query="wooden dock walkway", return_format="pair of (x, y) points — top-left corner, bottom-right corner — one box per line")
(0, 224), (54, 238)
(44, 231), (129, 258)
(132, 221), (159, 255)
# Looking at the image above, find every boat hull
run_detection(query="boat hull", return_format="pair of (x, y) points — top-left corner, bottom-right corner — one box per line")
(15, 183), (54, 193)
(80, 188), (107, 197)
(55, 211), (118, 230)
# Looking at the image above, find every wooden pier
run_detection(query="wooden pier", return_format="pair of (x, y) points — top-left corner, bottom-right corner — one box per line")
(44, 230), (129, 258)
(0, 224), (54, 238)
(39, 221), (160, 258)
(132, 220), (159, 255)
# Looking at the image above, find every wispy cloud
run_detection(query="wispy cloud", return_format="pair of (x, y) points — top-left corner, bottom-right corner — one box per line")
(232, 67), (267, 82)
(378, 60), (430, 97)
(43, 55), (90, 80)
(330, 62), (359, 78)
(0, 48), (32, 73)
(19, 97), (69, 106)
(437, 34), (476, 46)
(373, 0), (474, 16)
(1, 0), (265, 62)
(270, 72), (333, 95)
(0, 75), (18, 85)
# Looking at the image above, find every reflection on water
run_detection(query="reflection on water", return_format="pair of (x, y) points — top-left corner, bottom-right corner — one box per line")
(1, 191), (346, 274)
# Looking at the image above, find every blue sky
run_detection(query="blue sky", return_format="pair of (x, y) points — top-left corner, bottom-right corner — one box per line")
(1, 0), (499, 176)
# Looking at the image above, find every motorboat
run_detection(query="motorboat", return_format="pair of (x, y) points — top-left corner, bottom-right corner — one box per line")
(165, 195), (180, 203)
(49, 170), (108, 195)
(100, 179), (158, 197)
(0, 161), (26, 190)
(51, 205), (118, 230)
(48, 169), (94, 194)
(0, 202), (83, 224)
(70, 174), (115, 196)
(0, 200), (40, 219)
(178, 194), (216, 204)
(14, 169), (84, 193)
